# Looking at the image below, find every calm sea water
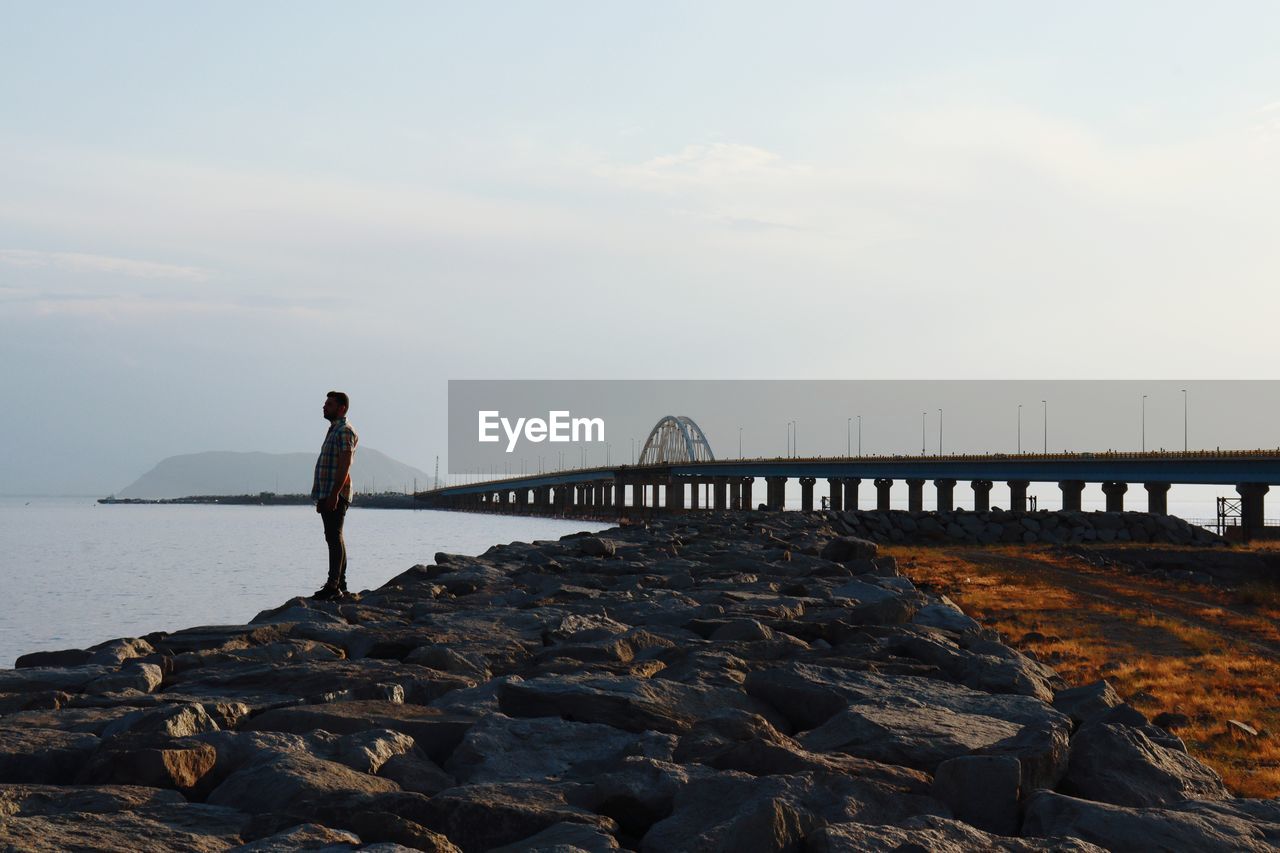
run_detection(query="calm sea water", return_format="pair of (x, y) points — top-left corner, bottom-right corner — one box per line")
(0, 497), (608, 669)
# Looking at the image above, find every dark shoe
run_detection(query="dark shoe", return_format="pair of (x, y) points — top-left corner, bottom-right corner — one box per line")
(312, 584), (340, 600)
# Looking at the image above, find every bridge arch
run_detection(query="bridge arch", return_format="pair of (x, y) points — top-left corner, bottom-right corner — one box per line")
(638, 415), (715, 465)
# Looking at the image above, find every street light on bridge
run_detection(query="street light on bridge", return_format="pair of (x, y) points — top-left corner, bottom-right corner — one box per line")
(858, 415), (862, 456)
(921, 412), (926, 455)
(938, 408), (943, 455)
(1182, 389), (1188, 452)
(1142, 395), (1147, 452)
(1018, 404), (1022, 453)
(1042, 400), (1047, 453)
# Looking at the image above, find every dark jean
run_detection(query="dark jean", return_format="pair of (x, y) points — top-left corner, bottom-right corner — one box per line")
(318, 496), (350, 590)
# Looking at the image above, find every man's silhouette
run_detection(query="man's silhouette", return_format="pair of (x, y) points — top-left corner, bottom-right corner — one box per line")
(311, 391), (357, 599)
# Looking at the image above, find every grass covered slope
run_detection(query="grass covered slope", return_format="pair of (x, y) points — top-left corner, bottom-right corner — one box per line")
(898, 543), (1280, 798)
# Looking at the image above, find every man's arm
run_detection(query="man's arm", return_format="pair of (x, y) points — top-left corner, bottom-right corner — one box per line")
(325, 450), (354, 511)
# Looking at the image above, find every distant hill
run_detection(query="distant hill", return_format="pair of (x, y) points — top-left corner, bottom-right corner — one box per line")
(115, 449), (435, 499)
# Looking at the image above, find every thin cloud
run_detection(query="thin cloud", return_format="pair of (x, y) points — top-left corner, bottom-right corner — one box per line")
(0, 249), (211, 282)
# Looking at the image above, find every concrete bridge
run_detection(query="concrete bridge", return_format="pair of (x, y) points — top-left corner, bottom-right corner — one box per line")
(418, 449), (1280, 538)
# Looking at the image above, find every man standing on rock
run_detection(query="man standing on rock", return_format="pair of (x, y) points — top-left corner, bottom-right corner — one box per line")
(311, 391), (358, 599)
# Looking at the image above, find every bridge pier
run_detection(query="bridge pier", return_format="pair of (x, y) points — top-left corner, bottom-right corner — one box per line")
(906, 478), (925, 512)
(1008, 480), (1030, 512)
(971, 480), (993, 512)
(1059, 480), (1085, 512)
(713, 477), (728, 510)
(666, 477), (684, 511)
(844, 478), (861, 510)
(1236, 483), (1269, 540)
(766, 476), (787, 510)
(800, 477), (817, 512)
(741, 477), (753, 510)
(874, 478), (893, 511)
(1101, 481), (1128, 512)
(614, 480), (626, 515)
(1144, 482), (1169, 515)
(632, 482), (645, 511)
(827, 478), (843, 512)
(729, 479), (741, 510)
(935, 479), (957, 512)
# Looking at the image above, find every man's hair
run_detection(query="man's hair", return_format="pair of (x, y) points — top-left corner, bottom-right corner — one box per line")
(327, 391), (350, 411)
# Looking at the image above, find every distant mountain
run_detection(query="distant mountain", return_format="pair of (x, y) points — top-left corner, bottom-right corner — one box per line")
(115, 449), (435, 499)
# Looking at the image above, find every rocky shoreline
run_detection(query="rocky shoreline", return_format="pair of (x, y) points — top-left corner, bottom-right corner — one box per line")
(1, 512), (1276, 851)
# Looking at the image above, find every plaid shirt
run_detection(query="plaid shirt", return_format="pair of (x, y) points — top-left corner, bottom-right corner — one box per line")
(312, 417), (358, 501)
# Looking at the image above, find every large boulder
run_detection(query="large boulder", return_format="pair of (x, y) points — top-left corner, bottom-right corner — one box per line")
(0, 727), (98, 783)
(809, 815), (1106, 852)
(1023, 790), (1280, 852)
(1063, 721), (1231, 807)
(206, 751), (400, 815)
(498, 674), (789, 735)
(412, 781), (619, 852)
(796, 703), (1023, 772)
(445, 713), (675, 784)
(820, 537), (879, 563)
(639, 769), (946, 853)
(0, 784), (247, 853)
(76, 734), (218, 792)
(241, 700), (475, 763)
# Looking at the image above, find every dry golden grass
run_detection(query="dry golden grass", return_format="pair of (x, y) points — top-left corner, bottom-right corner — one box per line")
(893, 544), (1280, 798)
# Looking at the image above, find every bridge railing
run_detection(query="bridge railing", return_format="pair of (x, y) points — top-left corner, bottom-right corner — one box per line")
(420, 448), (1280, 494)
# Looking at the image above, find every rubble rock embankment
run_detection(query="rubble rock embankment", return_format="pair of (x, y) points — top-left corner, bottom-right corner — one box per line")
(833, 509), (1222, 547)
(1, 512), (1274, 851)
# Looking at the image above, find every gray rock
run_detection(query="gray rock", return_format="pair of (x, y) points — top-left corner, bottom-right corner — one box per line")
(912, 599), (983, 635)
(207, 751), (400, 814)
(672, 710), (931, 791)
(489, 820), (621, 852)
(820, 536), (879, 563)
(414, 781), (619, 852)
(229, 822), (363, 851)
(931, 755), (1021, 835)
(76, 734), (218, 792)
(578, 537), (618, 558)
(809, 814), (1106, 852)
(332, 728), (417, 774)
(499, 673), (789, 735)
(445, 713), (675, 784)
(830, 579), (899, 605)
(101, 701), (222, 738)
(797, 702), (1023, 772)
(0, 802), (248, 852)
(1063, 721), (1231, 807)
(0, 784), (246, 852)
(639, 770), (946, 853)
(743, 663), (1065, 732)
(0, 726), (99, 783)
(708, 619), (775, 642)
(1053, 680), (1123, 727)
(376, 751), (456, 796)
(0, 665), (116, 694)
(241, 700), (474, 763)
(1023, 790), (1279, 852)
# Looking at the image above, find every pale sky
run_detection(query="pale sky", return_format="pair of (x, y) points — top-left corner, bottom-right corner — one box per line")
(3, 2), (1279, 493)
